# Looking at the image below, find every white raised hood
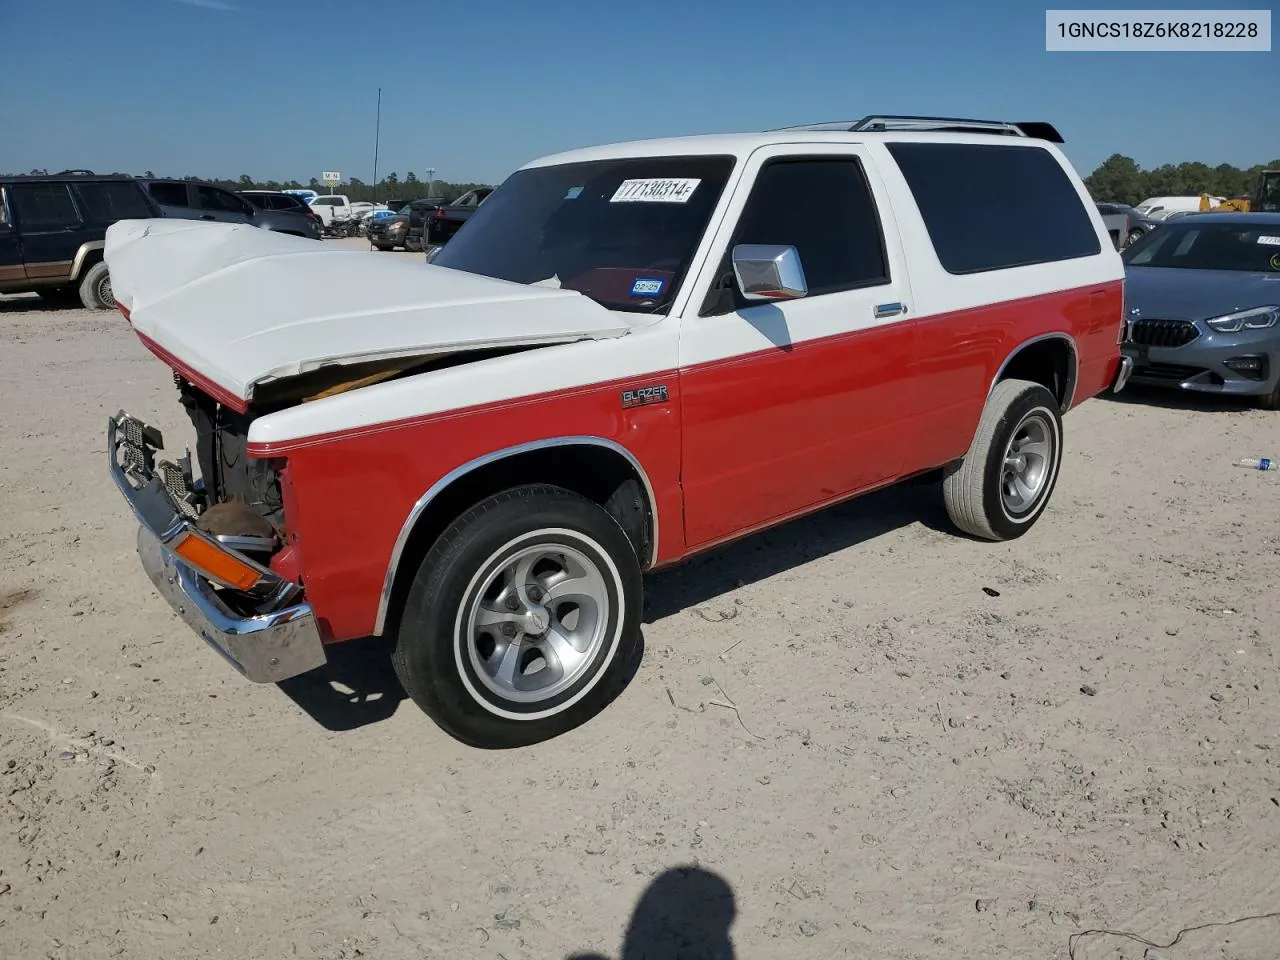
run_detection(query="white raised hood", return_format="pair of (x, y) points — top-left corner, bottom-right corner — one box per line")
(103, 219), (638, 404)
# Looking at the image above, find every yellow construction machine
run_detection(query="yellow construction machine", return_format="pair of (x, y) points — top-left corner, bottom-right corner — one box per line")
(1198, 170), (1280, 213)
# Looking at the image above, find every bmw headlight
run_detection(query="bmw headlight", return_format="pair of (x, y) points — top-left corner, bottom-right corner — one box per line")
(1205, 306), (1279, 333)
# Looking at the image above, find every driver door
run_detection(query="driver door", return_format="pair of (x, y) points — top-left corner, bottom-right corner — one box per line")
(677, 145), (919, 549)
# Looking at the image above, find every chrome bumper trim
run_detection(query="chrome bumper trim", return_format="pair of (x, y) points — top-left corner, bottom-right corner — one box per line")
(109, 413), (327, 684)
(136, 526), (326, 683)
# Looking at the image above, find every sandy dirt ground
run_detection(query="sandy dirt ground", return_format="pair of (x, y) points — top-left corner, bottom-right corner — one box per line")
(3, 241), (1280, 960)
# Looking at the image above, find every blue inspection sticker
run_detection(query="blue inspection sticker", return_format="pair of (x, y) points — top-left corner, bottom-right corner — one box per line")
(564, 186), (584, 199)
(630, 277), (665, 298)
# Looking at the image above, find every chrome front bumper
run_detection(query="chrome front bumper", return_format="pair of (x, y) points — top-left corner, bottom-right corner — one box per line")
(109, 412), (327, 684)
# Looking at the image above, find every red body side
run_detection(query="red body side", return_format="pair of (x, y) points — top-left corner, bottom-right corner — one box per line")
(243, 280), (1123, 643)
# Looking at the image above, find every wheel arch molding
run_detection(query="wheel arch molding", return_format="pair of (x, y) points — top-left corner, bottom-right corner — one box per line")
(373, 436), (659, 637)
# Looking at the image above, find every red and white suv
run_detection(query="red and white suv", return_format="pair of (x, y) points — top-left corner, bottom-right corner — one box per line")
(105, 114), (1131, 747)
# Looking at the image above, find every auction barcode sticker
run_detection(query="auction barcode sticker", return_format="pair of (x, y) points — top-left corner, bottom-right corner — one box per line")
(611, 179), (701, 203)
(1046, 9), (1271, 51)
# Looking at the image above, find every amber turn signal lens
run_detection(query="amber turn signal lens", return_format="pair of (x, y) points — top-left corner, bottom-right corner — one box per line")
(172, 534), (262, 591)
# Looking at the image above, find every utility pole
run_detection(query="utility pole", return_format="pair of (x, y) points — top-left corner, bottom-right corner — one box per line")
(426, 167), (436, 196)
(370, 87), (382, 248)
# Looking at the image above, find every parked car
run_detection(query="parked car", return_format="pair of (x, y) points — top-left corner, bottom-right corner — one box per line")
(308, 194), (354, 227)
(1134, 195), (1222, 221)
(1120, 212), (1280, 409)
(367, 199), (449, 250)
(0, 171), (159, 309)
(141, 179), (320, 239)
(367, 203), (415, 250)
(1096, 202), (1161, 247)
(237, 189), (324, 236)
(104, 113), (1127, 747)
(423, 187), (493, 258)
(404, 197), (452, 250)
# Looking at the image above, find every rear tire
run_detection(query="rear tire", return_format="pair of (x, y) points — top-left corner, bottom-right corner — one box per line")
(943, 379), (1064, 541)
(391, 484), (643, 748)
(77, 262), (113, 310)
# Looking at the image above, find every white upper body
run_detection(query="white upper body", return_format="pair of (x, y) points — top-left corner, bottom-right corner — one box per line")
(105, 124), (1123, 447)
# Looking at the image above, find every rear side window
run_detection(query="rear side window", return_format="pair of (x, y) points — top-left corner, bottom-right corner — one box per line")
(148, 182), (190, 207)
(730, 157), (889, 297)
(74, 181), (154, 221)
(886, 142), (1101, 274)
(9, 183), (80, 228)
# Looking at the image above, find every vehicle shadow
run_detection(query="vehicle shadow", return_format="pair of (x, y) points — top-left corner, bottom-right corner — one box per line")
(278, 478), (941, 732)
(566, 865), (736, 960)
(0, 294), (70, 314)
(276, 634), (408, 731)
(277, 622), (647, 734)
(642, 476), (945, 623)
(1101, 383), (1263, 414)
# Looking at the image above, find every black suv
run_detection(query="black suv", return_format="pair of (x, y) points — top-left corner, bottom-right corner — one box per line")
(0, 172), (159, 309)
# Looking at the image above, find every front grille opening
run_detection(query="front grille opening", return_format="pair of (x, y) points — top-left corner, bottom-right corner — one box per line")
(1133, 362), (1222, 386)
(1128, 318), (1200, 348)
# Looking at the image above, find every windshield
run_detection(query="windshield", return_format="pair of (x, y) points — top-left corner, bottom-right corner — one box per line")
(429, 155), (736, 313)
(1123, 221), (1280, 272)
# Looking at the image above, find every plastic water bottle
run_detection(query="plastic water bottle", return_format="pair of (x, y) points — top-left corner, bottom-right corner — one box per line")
(1233, 457), (1276, 471)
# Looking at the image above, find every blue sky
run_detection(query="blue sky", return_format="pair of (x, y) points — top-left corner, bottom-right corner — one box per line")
(1, 0), (1275, 186)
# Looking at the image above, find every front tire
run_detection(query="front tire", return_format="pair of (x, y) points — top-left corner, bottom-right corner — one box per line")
(943, 379), (1064, 541)
(78, 262), (114, 310)
(391, 484), (643, 748)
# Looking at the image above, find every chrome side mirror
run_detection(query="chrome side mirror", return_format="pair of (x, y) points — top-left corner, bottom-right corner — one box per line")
(731, 244), (808, 301)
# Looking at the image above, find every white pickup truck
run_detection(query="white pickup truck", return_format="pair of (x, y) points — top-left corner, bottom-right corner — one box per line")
(307, 194), (354, 226)
(105, 114), (1129, 748)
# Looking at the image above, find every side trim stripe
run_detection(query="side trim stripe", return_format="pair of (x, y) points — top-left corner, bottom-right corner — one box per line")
(371, 436), (660, 636)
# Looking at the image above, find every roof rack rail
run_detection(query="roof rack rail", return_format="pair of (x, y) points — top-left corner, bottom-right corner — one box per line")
(771, 115), (1064, 143)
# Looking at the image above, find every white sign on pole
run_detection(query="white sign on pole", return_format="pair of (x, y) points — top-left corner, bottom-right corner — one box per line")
(322, 171), (341, 186)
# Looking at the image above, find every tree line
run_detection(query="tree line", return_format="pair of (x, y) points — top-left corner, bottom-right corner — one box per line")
(1084, 154), (1280, 206)
(10, 169), (490, 205)
(12, 155), (1280, 209)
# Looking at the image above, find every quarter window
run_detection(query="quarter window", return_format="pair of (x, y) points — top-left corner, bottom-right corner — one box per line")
(886, 142), (1101, 274)
(729, 158), (890, 300)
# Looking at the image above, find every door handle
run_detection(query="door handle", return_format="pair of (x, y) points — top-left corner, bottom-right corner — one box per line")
(874, 302), (907, 318)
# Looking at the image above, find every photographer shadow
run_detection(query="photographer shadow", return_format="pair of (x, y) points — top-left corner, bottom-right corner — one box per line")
(567, 866), (736, 960)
